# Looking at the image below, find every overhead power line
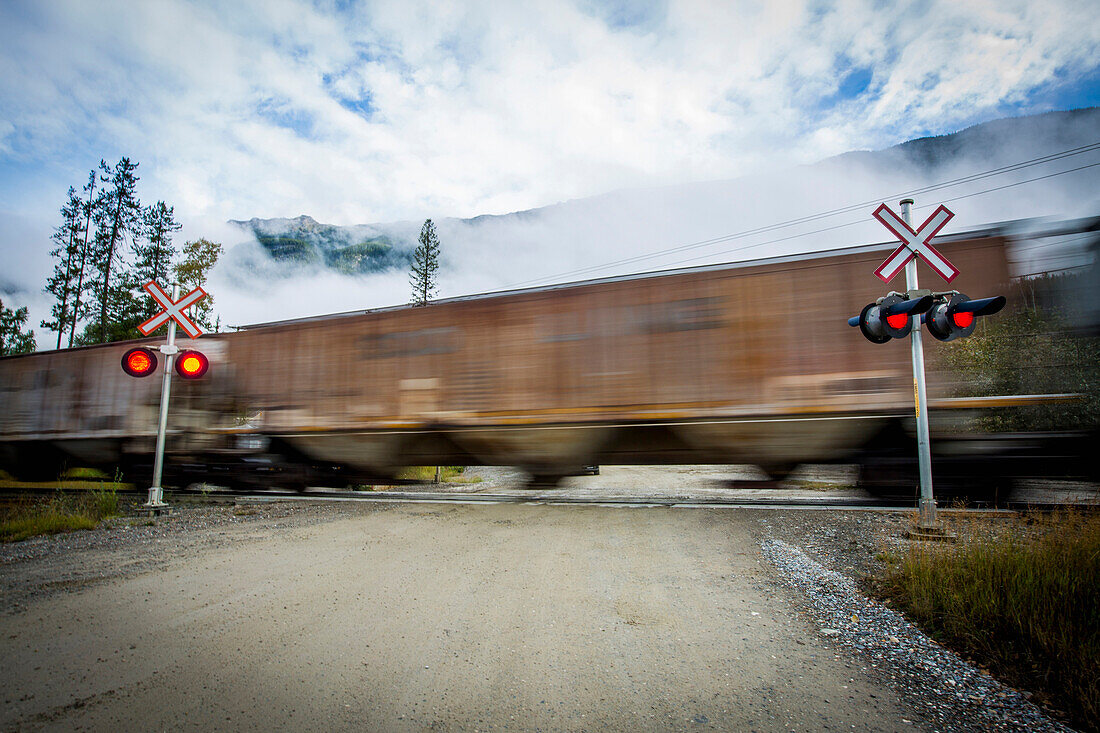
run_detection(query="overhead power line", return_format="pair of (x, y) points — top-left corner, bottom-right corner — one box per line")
(504, 141), (1100, 289)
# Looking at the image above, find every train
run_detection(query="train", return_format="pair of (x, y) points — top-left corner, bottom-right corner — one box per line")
(0, 221), (1083, 496)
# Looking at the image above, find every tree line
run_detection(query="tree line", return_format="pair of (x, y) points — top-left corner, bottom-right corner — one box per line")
(0, 157), (222, 356)
(4, 172), (440, 357)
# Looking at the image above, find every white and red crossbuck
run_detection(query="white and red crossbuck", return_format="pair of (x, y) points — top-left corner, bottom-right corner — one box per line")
(872, 203), (959, 283)
(137, 280), (208, 339)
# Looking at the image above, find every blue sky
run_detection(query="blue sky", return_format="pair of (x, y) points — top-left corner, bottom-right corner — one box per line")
(1, 0), (1099, 325)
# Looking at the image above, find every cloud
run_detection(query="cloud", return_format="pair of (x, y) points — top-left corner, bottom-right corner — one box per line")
(1, 0), (1098, 339)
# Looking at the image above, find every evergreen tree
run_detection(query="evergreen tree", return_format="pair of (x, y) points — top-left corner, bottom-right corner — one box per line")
(74, 269), (146, 344)
(67, 169), (98, 348)
(409, 219), (440, 306)
(89, 158), (142, 343)
(134, 201), (181, 321)
(41, 187), (85, 348)
(0, 298), (36, 356)
(173, 238), (224, 331)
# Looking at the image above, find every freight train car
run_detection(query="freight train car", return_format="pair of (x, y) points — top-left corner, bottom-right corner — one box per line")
(0, 227), (1012, 488)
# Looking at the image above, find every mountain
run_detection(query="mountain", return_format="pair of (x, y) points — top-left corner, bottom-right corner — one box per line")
(227, 214), (412, 275)
(224, 108), (1100, 285)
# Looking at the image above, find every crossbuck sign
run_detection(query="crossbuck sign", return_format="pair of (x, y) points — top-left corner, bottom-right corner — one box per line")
(872, 203), (959, 283)
(137, 281), (208, 338)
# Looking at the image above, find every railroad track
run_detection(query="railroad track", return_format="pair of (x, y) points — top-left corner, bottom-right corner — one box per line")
(165, 486), (1095, 512)
(3, 481), (1095, 512)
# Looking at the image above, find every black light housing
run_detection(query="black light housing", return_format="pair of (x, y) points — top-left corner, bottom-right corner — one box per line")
(174, 350), (209, 379)
(121, 347), (158, 377)
(849, 294), (934, 343)
(924, 293), (1006, 341)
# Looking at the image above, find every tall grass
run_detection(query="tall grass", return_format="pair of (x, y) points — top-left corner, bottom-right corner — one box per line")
(394, 466), (480, 483)
(878, 511), (1100, 730)
(0, 472), (124, 542)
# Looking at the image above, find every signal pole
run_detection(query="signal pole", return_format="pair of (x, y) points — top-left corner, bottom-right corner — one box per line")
(123, 278), (209, 512)
(899, 199), (939, 532)
(146, 283), (180, 510)
(853, 200), (1003, 537)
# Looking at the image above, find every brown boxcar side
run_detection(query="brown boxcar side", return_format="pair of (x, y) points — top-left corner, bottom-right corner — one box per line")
(0, 232), (1011, 481)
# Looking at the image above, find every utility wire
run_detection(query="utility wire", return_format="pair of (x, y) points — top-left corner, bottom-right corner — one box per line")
(505, 141), (1100, 288)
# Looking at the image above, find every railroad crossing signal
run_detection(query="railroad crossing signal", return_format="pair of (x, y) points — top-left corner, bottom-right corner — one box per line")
(873, 203), (959, 283)
(856, 199), (1007, 537)
(124, 280), (210, 380)
(125, 281), (212, 511)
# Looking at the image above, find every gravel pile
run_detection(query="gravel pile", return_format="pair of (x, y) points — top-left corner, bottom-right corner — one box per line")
(760, 536), (1076, 733)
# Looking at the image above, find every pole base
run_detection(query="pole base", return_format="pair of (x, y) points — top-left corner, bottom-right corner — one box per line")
(143, 488), (168, 510)
(137, 504), (172, 516)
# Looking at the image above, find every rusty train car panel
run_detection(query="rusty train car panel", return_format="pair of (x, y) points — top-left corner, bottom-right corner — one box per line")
(0, 230), (1011, 482)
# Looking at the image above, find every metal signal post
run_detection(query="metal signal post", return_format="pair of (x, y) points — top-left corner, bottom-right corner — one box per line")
(899, 199), (938, 531)
(124, 280), (210, 511)
(850, 201), (1006, 534)
(147, 283), (181, 509)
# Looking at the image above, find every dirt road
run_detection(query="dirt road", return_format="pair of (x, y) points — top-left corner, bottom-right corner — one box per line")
(1, 502), (922, 731)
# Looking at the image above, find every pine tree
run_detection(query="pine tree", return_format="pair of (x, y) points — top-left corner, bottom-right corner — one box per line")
(41, 187), (85, 348)
(0, 298), (36, 356)
(89, 158), (142, 343)
(134, 201), (182, 322)
(409, 219), (441, 306)
(67, 169), (97, 348)
(173, 238), (224, 331)
(74, 271), (145, 344)
(408, 219), (443, 482)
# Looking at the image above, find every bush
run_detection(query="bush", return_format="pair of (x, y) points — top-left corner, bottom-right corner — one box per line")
(877, 511), (1100, 730)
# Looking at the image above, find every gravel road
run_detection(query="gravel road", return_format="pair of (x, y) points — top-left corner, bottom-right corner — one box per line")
(0, 471), (1080, 732)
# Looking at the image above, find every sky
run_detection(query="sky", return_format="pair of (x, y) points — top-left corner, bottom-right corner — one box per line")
(1, 0), (1099, 337)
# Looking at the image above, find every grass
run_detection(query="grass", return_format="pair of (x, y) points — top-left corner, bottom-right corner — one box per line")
(393, 466), (482, 484)
(0, 470), (125, 542)
(875, 510), (1100, 731)
(62, 467), (111, 479)
(0, 477), (136, 491)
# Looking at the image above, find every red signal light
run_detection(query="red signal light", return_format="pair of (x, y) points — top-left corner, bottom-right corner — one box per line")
(121, 347), (158, 377)
(175, 350), (209, 379)
(951, 311), (974, 328)
(885, 313), (909, 330)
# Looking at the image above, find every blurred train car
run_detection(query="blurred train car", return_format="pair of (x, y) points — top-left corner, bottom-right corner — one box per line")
(1, 226), (1014, 490)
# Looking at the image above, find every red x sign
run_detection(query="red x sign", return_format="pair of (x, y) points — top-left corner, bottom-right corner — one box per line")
(137, 281), (208, 339)
(872, 203), (958, 283)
